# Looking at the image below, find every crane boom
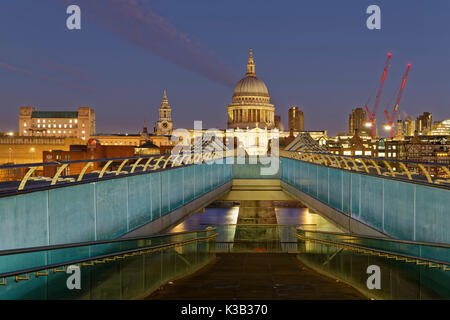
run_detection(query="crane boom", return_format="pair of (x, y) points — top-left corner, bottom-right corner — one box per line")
(366, 53), (392, 138)
(384, 64), (411, 138)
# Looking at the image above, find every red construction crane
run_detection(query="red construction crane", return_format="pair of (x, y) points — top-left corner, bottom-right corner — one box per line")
(384, 63), (411, 138)
(364, 52), (392, 139)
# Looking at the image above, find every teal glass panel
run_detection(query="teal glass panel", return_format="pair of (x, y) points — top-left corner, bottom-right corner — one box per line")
(49, 184), (95, 245)
(160, 170), (170, 215)
(149, 172), (161, 221)
(328, 168), (343, 211)
(0, 191), (49, 251)
(415, 184), (450, 244)
(194, 164), (204, 197)
(308, 163), (318, 198)
(183, 165), (195, 203)
(294, 159), (300, 188)
(95, 179), (128, 240)
(169, 168), (183, 210)
(317, 166), (329, 203)
(383, 179), (415, 240)
(127, 174), (151, 231)
(342, 171), (351, 214)
(350, 173), (360, 218)
(359, 175), (383, 230)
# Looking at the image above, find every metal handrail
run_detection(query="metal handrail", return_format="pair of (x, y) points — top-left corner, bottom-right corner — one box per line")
(281, 149), (450, 186)
(282, 149), (450, 168)
(0, 233), (218, 281)
(0, 150), (232, 192)
(296, 233), (450, 269)
(0, 227), (216, 257)
(296, 228), (450, 249)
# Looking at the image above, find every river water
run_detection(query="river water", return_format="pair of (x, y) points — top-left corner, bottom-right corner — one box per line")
(168, 197), (342, 234)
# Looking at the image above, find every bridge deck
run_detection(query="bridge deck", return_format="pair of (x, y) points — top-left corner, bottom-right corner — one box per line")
(147, 253), (366, 300)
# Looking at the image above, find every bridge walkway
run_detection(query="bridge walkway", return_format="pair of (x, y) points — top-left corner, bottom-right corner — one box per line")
(148, 253), (366, 300)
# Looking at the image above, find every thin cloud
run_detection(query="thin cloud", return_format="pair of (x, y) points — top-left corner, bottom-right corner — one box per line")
(55, 0), (239, 87)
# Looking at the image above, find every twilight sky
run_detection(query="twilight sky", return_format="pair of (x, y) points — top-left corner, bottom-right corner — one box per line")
(0, 0), (449, 136)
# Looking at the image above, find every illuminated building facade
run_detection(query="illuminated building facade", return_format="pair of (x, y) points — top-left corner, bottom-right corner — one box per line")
(19, 106), (95, 141)
(227, 49), (275, 129)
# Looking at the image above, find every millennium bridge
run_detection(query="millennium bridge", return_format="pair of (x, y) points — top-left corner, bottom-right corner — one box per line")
(0, 150), (449, 299)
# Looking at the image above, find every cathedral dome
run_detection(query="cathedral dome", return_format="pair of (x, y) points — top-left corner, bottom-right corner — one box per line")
(233, 76), (269, 97)
(232, 49), (269, 98)
(227, 49), (275, 130)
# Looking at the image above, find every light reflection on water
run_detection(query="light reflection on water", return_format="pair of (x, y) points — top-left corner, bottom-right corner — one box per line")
(169, 200), (341, 233)
(275, 207), (342, 232)
(168, 206), (239, 233)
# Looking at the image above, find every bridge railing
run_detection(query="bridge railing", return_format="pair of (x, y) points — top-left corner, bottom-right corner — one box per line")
(0, 150), (234, 194)
(0, 227), (217, 300)
(280, 150), (450, 187)
(296, 228), (450, 299)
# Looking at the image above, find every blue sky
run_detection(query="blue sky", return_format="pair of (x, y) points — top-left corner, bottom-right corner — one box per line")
(0, 0), (449, 135)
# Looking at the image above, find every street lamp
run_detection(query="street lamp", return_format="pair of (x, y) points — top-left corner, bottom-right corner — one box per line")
(30, 147), (35, 162)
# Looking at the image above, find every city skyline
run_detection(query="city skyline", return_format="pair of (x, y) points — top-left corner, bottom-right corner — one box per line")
(1, 1), (449, 135)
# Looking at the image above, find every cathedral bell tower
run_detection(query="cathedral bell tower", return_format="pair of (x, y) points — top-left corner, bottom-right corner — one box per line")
(154, 90), (173, 134)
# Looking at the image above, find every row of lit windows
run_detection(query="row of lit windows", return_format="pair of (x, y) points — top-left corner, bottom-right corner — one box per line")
(35, 119), (78, 124)
(373, 145), (397, 150)
(25, 122), (85, 128)
(23, 130), (78, 134)
(33, 124), (76, 129)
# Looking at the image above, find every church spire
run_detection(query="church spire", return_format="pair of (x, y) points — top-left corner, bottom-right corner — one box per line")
(246, 48), (256, 77)
(160, 89), (169, 107)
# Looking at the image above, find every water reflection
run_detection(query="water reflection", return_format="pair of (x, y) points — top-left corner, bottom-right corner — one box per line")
(168, 206), (239, 233)
(169, 197), (342, 234)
